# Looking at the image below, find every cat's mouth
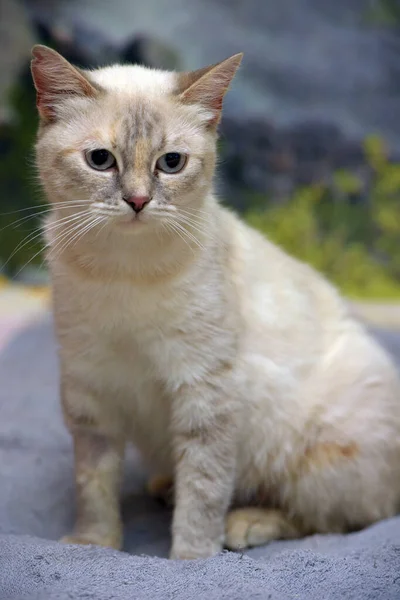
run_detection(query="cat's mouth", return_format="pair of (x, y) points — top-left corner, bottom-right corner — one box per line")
(117, 215), (145, 228)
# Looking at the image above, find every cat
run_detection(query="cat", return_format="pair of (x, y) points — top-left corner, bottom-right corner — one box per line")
(31, 44), (400, 560)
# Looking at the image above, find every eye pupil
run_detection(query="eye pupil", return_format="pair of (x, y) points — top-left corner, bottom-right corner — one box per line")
(165, 153), (181, 168)
(91, 149), (110, 166)
(155, 152), (187, 174)
(85, 149), (116, 171)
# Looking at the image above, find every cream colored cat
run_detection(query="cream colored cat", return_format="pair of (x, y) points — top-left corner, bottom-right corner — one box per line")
(31, 44), (400, 560)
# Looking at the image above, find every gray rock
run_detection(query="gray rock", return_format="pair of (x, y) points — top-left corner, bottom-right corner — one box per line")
(23, 0), (400, 198)
(26, 0), (400, 142)
(120, 34), (181, 70)
(0, 0), (35, 124)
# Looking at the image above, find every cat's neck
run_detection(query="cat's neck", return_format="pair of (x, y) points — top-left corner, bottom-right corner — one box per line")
(46, 194), (220, 285)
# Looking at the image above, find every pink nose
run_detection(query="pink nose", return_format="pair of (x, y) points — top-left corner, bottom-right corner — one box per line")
(123, 195), (150, 213)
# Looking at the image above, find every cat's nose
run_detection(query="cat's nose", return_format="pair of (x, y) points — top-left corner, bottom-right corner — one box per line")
(123, 195), (150, 213)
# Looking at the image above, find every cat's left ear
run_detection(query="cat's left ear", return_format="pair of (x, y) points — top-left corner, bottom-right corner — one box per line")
(177, 53), (243, 127)
(31, 45), (98, 122)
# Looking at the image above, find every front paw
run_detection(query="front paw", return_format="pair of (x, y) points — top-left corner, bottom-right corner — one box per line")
(170, 537), (222, 560)
(60, 530), (122, 550)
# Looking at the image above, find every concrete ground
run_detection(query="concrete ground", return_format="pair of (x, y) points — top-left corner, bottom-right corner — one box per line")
(0, 279), (50, 352)
(349, 301), (400, 330)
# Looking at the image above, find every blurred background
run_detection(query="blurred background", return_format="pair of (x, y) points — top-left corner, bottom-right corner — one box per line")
(2, 0), (400, 300)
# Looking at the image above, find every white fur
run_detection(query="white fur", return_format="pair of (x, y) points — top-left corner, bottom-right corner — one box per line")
(34, 52), (400, 559)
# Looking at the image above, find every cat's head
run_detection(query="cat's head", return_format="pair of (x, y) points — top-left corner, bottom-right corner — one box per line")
(31, 45), (242, 237)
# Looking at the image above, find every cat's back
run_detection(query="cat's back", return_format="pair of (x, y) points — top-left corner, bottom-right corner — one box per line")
(221, 205), (359, 358)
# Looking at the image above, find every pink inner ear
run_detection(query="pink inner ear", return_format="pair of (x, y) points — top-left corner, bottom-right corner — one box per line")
(181, 77), (232, 127)
(179, 53), (243, 125)
(31, 62), (55, 120)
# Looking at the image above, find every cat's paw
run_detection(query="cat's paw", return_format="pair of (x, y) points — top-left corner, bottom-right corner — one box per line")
(60, 530), (122, 550)
(225, 508), (299, 550)
(170, 537), (222, 560)
(146, 474), (174, 507)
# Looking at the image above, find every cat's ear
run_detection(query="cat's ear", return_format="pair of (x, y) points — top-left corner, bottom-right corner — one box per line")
(177, 53), (243, 126)
(31, 45), (98, 122)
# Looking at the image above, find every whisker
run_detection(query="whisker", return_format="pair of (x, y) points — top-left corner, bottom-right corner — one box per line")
(0, 203), (88, 235)
(164, 219), (195, 254)
(95, 218), (109, 239)
(47, 215), (96, 262)
(55, 217), (104, 260)
(0, 212), (47, 235)
(173, 214), (211, 239)
(50, 214), (107, 261)
(3, 211), (90, 269)
(178, 208), (211, 224)
(165, 218), (205, 252)
(170, 214), (212, 246)
(178, 206), (210, 218)
(178, 204), (209, 213)
(0, 200), (89, 216)
(174, 210), (211, 227)
(13, 215), (93, 277)
(13, 246), (49, 279)
(69, 216), (105, 249)
(175, 223), (205, 250)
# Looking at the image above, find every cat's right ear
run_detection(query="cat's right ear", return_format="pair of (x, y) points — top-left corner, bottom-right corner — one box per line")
(177, 53), (243, 127)
(31, 45), (98, 122)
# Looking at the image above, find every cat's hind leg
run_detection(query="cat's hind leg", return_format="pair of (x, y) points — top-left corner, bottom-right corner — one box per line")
(147, 480), (304, 550)
(225, 507), (302, 550)
(284, 329), (400, 540)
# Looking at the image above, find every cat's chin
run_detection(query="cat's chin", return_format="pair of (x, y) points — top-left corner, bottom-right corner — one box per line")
(114, 217), (156, 237)
(117, 217), (146, 230)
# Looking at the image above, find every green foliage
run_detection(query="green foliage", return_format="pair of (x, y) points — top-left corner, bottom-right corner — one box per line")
(245, 134), (400, 299)
(0, 72), (42, 274)
(2, 67), (400, 300)
(365, 0), (400, 25)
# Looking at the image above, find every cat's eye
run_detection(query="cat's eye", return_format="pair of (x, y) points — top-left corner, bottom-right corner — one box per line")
(85, 149), (116, 171)
(156, 152), (187, 174)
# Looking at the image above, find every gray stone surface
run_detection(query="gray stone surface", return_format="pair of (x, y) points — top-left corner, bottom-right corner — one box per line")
(0, 315), (400, 598)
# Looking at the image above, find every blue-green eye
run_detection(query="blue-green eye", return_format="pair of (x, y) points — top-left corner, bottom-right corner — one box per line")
(156, 152), (187, 174)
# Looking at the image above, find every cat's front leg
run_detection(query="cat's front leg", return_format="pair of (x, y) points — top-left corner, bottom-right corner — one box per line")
(60, 384), (125, 549)
(170, 379), (238, 560)
(61, 425), (125, 549)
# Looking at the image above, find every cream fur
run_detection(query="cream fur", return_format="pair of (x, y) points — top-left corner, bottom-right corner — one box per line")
(32, 46), (400, 559)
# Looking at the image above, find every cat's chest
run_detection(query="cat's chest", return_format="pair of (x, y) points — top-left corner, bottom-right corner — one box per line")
(75, 276), (181, 329)
(62, 276), (212, 387)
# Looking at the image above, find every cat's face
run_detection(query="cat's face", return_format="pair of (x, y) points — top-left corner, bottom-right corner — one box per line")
(32, 46), (242, 237)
